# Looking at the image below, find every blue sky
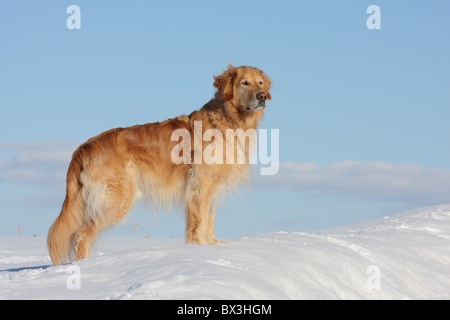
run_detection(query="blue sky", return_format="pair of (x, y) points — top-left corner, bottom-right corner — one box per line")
(1, 1), (449, 238)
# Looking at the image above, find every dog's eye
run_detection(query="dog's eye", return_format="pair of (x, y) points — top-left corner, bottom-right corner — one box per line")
(259, 81), (264, 85)
(241, 81), (250, 86)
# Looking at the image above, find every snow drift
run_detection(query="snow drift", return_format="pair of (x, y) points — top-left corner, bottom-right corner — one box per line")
(1, 204), (449, 299)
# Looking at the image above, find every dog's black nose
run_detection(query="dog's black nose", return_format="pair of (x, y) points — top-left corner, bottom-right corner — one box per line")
(257, 91), (267, 101)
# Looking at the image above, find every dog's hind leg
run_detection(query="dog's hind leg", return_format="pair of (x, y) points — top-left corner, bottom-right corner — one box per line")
(73, 201), (134, 261)
(74, 177), (135, 261)
(73, 221), (98, 261)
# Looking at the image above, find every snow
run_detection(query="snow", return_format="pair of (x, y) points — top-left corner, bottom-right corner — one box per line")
(1, 204), (449, 300)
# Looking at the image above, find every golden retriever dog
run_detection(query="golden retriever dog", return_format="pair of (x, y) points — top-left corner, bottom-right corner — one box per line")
(47, 65), (272, 265)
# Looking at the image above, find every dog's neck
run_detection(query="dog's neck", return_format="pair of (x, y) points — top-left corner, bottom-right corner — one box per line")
(202, 92), (264, 130)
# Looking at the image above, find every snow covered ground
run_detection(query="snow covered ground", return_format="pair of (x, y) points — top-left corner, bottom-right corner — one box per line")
(0, 204), (449, 300)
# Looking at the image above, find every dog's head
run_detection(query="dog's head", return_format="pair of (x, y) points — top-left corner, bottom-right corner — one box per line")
(214, 65), (272, 112)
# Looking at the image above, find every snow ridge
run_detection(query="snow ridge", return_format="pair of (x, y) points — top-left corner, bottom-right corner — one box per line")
(0, 204), (449, 299)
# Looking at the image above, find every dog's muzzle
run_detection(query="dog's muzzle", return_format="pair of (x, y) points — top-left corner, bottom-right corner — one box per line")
(246, 91), (268, 111)
(257, 91), (267, 102)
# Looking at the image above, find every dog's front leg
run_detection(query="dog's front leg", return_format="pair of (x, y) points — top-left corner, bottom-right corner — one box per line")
(184, 174), (214, 244)
(186, 192), (212, 244)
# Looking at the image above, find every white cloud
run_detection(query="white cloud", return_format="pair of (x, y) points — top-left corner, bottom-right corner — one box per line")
(254, 161), (450, 206)
(2, 141), (449, 207)
(0, 140), (78, 189)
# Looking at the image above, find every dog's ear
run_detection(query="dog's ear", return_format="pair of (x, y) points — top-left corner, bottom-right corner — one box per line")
(214, 65), (237, 101)
(260, 71), (272, 100)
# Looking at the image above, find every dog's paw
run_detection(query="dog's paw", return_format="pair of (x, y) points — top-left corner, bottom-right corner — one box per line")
(210, 239), (227, 246)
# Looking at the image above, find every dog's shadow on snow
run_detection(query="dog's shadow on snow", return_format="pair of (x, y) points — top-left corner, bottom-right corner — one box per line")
(0, 265), (52, 273)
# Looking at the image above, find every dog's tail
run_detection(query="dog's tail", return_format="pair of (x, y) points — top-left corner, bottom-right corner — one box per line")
(47, 156), (85, 266)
